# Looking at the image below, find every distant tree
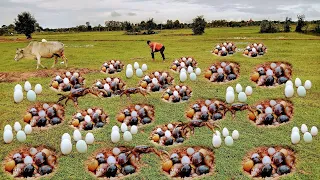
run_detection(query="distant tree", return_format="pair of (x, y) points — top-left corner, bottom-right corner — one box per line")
(173, 20), (180, 28)
(283, 17), (291, 32)
(146, 18), (156, 34)
(295, 14), (307, 32)
(124, 21), (133, 32)
(260, 20), (279, 33)
(192, 16), (206, 35)
(314, 23), (320, 34)
(166, 20), (174, 29)
(86, 22), (92, 31)
(14, 12), (37, 39)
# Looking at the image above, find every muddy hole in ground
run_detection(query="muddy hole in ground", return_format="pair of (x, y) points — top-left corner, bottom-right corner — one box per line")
(71, 107), (109, 131)
(162, 84), (192, 103)
(100, 60), (124, 74)
(186, 99), (227, 122)
(212, 42), (236, 56)
(170, 57), (198, 73)
(139, 71), (174, 92)
(50, 70), (86, 92)
(243, 43), (267, 57)
(92, 77), (126, 98)
(116, 104), (155, 127)
(204, 61), (240, 83)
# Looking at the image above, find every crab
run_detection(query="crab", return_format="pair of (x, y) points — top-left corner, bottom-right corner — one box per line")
(180, 120), (220, 134)
(117, 87), (150, 99)
(228, 103), (254, 119)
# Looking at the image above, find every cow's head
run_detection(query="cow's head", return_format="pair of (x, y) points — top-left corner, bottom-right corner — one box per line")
(14, 48), (24, 61)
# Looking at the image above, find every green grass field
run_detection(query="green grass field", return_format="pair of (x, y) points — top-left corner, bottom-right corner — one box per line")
(0, 26), (319, 179)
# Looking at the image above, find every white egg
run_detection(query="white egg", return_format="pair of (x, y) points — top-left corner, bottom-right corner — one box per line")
(130, 125), (138, 134)
(126, 68), (134, 78)
(96, 81), (102, 87)
(123, 131), (132, 142)
(156, 128), (162, 133)
(63, 78), (70, 84)
(189, 73), (197, 81)
(86, 108), (93, 114)
(167, 124), (173, 130)
(297, 86), (306, 97)
(66, 71), (71, 77)
(180, 72), (187, 82)
(292, 127), (299, 133)
(14, 84), (23, 92)
(4, 125), (12, 131)
(225, 136), (234, 146)
(291, 132), (300, 144)
(245, 86), (253, 96)
(212, 135), (222, 148)
(201, 106), (208, 113)
(285, 85), (294, 98)
(3, 130), (13, 143)
(126, 64), (133, 69)
(187, 66), (193, 73)
(266, 69), (273, 76)
(295, 78), (302, 87)
(136, 68), (143, 77)
(311, 126), (318, 136)
(14, 122), (21, 132)
(188, 57), (192, 61)
(162, 72), (168, 78)
(262, 156), (271, 165)
(165, 130), (172, 138)
(181, 156), (190, 164)
(121, 123), (128, 132)
(27, 90), (36, 102)
(24, 81), (31, 91)
(134, 62), (139, 69)
(131, 111), (138, 117)
(236, 84), (242, 93)
(222, 128), (229, 137)
(187, 148), (195, 155)
(154, 71), (159, 76)
(195, 68), (201, 75)
(111, 131), (120, 143)
(109, 64), (114, 69)
(267, 147), (276, 156)
(221, 47), (226, 52)
(85, 133), (94, 145)
(304, 80), (312, 90)
(173, 91), (179, 97)
(301, 124), (308, 133)
(141, 64), (148, 71)
(252, 48), (257, 53)
(265, 107), (273, 114)
(34, 84), (42, 94)
(24, 156), (33, 164)
(73, 129), (82, 141)
(107, 156), (116, 165)
(205, 100), (211, 106)
(14, 89), (23, 103)
(24, 125), (32, 135)
(112, 147), (121, 156)
(180, 62), (186, 68)
(38, 110), (46, 117)
(303, 132), (312, 143)
(62, 133), (71, 141)
(270, 63), (277, 69)
(106, 77), (112, 82)
(111, 126), (119, 132)
(253, 43), (257, 47)
(269, 100), (277, 106)
(232, 130), (239, 140)
(180, 68), (186, 73)
(103, 84), (110, 90)
(29, 147), (37, 155)
(226, 91), (235, 104)
(215, 130), (221, 137)
(84, 115), (91, 123)
(76, 140), (87, 153)
(217, 68), (224, 74)
(286, 80), (293, 87)
(152, 78), (158, 85)
(16, 130), (26, 142)
(238, 92), (247, 102)
(60, 139), (72, 155)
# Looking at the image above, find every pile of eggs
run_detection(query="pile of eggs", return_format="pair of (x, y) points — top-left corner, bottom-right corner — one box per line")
(87, 147), (138, 178)
(204, 62), (240, 83)
(243, 147), (295, 178)
(162, 147), (214, 178)
(60, 131), (95, 155)
(251, 62), (292, 87)
(243, 43), (267, 57)
(212, 128), (240, 148)
(170, 57), (198, 73)
(285, 78), (311, 98)
(248, 99), (293, 126)
(101, 60), (124, 74)
(225, 84), (253, 104)
(14, 82), (42, 103)
(92, 77), (126, 98)
(3, 122), (32, 144)
(24, 103), (65, 128)
(291, 124), (318, 144)
(186, 99), (227, 122)
(71, 108), (109, 130)
(126, 62), (148, 78)
(50, 71), (84, 92)
(212, 42), (236, 56)
(151, 123), (190, 146)
(4, 146), (57, 178)
(110, 124), (137, 143)
(162, 85), (192, 103)
(139, 71), (174, 92)
(117, 104), (154, 127)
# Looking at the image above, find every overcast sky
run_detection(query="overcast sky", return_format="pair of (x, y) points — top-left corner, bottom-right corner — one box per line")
(1, 0), (320, 28)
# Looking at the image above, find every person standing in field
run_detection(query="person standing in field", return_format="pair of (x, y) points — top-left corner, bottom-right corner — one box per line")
(147, 40), (165, 61)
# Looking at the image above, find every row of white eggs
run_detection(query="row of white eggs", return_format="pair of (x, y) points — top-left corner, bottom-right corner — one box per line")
(3, 122), (33, 143)
(126, 63), (148, 78)
(110, 124), (138, 143)
(225, 85), (253, 104)
(60, 131), (95, 155)
(14, 82), (42, 103)
(179, 68), (201, 82)
(291, 125), (318, 144)
(212, 128), (240, 147)
(285, 79), (311, 98)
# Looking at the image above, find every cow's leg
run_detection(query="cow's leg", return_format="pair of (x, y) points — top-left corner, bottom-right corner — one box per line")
(52, 56), (58, 68)
(36, 55), (46, 69)
(62, 55), (68, 67)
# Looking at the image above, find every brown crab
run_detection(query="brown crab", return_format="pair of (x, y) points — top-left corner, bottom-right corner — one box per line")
(181, 120), (219, 134)
(117, 87), (150, 100)
(228, 103), (254, 119)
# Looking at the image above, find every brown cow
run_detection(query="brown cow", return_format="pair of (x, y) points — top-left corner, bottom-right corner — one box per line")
(14, 41), (68, 69)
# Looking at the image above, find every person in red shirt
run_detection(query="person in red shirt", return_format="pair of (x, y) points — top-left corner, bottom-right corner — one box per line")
(147, 40), (165, 61)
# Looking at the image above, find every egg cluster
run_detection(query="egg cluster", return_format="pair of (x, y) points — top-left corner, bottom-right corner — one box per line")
(243, 147), (295, 178)
(117, 104), (154, 127)
(3, 122), (32, 144)
(4, 146), (57, 178)
(151, 123), (190, 146)
(204, 62), (240, 83)
(251, 62), (292, 87)
(87, 148), (138, 178)
(14, 82), (42, 103)
(284, 78), (312, 98)
(212, 128), (240, 148)
(60, 131), (95, 155)
(71, 108), (109, 131)
(162, 85), (192, 103)
(212, 42), (236, 56)
(291, 124), (318, 144)
(101, 60), (124, 74)
(243, 43), (267, 57)
(139, 71), (174, 92)
(24, 103), (65, 128)
(170, 57), (198, 73)
(162, 147), (214, 178)
(50, 71), (85, 92)
(248, 99), (293, 126)
(92, 77), (126, 97)
(186, 99), (227, 122)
